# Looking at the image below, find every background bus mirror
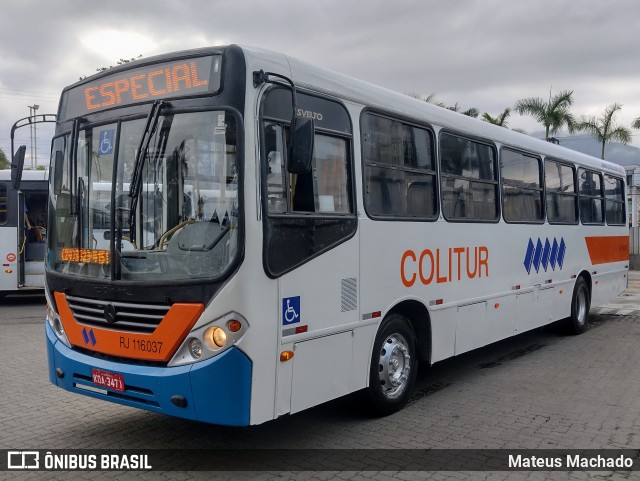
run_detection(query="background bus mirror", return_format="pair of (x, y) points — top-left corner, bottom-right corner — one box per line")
(11, 145), (26, 191)
(53, 151), (64, 195)
(287, 117), (314, 175)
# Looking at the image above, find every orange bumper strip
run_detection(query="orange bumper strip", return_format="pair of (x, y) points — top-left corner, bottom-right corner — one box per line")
(584, 236), (629, 265)
(54, 291), (204, 362)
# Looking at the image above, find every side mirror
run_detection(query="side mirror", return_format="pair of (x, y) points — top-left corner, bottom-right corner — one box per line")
(11, 145), (26, 191)
(53, 151), (64, 195)
(287, 117), (314, 175)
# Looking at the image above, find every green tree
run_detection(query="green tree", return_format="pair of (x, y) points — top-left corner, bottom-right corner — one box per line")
(447, 102), (479, 118)
(407, 92), (446, 107)
(482, 108), (511, 127)
(576, 103), (632, 159)
(514, 89), (576, 140)
(407, 93), (478, 117)
(80, 55), (143, 80)
(632, 116), (640, 130)
(0, 148), (10, 169)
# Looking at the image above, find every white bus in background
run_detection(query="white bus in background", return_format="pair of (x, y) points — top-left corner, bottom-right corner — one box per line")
(0, 168), (48, 297)
(45, 45), (628, 426)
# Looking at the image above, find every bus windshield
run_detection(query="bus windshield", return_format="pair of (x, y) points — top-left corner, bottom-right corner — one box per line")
(48, 110), (240, 282)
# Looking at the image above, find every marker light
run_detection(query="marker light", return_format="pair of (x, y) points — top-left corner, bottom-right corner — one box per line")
(204, 327), (227, 349)
(227, 320), (242, 333)
(280, 351), (294, 362)
(188, 338), (203, 359)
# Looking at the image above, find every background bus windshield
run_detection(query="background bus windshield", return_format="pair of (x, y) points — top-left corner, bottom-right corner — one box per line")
(47, 110), (240, 282)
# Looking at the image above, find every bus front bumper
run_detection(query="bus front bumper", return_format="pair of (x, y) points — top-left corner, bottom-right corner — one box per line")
(46, 323), (252, 426)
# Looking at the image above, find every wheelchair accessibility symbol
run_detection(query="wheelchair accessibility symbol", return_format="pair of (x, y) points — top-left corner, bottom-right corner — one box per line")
(98, 129), (115, 155)
(282, 296), (300, 325)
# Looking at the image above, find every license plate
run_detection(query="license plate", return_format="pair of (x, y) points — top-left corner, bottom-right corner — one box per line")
(92, 368), (125, 392)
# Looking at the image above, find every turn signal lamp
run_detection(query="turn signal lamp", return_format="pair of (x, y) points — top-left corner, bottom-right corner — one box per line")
(228, 320), (242, 333)
(280, 351), (294, 362)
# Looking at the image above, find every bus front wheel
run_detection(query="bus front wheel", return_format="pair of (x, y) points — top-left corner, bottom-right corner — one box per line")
(567, 276), (590, 335)
(366, 314), (417, 416)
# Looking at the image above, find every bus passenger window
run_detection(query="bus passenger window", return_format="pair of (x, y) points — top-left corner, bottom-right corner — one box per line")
(440, 133), (498, 221)
(501, 149), (543, 223)
(545, 160), (578, 224)
(578, 169), (604, 224)
(605, 175), (625, 225)
(362, 113), (437, 219)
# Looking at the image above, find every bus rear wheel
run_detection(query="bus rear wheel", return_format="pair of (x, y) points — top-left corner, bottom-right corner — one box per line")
(567, 276), (590, 335)
(366, 314), (417, 416)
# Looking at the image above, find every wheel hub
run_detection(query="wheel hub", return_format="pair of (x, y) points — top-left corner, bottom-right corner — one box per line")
(378, 333), (411, 398)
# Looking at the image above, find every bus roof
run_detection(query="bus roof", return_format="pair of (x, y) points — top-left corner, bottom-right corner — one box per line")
(240, 45), (626, 178)
(59, 44), (625, 178)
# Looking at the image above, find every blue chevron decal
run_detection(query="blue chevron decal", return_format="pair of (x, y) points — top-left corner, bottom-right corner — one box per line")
(524, 237), (566, 275)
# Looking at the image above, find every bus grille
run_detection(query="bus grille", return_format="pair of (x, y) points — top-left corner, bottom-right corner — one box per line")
(65, 295), (170, 334)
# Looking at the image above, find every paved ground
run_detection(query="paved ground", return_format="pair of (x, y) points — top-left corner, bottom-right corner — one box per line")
(1, 276), (640, 481)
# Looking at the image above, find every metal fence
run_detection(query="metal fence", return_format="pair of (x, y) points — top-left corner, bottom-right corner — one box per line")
(631, 227), (640, 255)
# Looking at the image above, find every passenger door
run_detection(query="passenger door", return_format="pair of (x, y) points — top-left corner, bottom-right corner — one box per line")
(259, 87), (360, 415)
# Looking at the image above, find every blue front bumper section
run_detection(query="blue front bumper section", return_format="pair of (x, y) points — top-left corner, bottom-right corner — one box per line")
(46, 323), (252, 426)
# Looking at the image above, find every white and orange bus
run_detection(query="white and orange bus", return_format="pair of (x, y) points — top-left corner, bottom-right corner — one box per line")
(45, 45), (628, 426)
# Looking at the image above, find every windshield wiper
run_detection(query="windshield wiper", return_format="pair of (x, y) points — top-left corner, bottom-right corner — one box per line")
(129, 100), (166, 244)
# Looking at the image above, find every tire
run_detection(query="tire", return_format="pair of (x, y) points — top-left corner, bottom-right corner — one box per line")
(366, 314), (418, 416)
(567, 276), (590, 334)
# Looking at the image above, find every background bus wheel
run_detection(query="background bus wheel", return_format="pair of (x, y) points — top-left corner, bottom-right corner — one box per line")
(567, 276), (590, 334)
(367, 314), (417, 416)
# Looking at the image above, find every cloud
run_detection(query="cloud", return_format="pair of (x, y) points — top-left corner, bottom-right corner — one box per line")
(2, 0), (640, 164)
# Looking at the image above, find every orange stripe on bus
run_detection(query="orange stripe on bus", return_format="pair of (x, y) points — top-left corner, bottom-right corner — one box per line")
(584, 236), (629, 265)
(54, 291), (204, 362)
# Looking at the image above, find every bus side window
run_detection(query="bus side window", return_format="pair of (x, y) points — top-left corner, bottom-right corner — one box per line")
(0, 183), (7, 225)
(264, 122), (288, 213)
(545, 160), (578, 224)
(362, 113), (437, 219)
(578, 168), (604, 224)
(440, 133), (498, 222)
(605, 175), (625, 225)
(501, 148), (543, 223)
(264, 121), (351, 215)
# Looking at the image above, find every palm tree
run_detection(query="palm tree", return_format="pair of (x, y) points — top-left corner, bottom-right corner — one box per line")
(576, 103), (632, 159)
(448, 102), (479, 118)
(482, 108), (511, 127)
(514, 89), (576, 140)
(407, 92), (446, 107)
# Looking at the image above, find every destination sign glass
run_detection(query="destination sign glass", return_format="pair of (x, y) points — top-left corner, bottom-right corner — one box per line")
(60, 55), (221, 120)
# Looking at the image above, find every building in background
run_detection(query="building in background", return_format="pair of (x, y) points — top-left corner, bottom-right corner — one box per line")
(625, 165), (640, 227)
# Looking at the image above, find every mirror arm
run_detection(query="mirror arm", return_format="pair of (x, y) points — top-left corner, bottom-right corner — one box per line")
(252, 70), (297, 126)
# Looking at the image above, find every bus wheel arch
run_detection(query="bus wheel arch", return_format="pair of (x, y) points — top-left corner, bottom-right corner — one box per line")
(567, 272), (591, 335)
(387, 300), (432, 364)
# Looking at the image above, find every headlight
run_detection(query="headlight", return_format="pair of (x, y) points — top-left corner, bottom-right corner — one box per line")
(45, 287), (71, 348)
(204, 327), (227, 349)
(188, 338), (203, 359)
(168, 312), (249, 366)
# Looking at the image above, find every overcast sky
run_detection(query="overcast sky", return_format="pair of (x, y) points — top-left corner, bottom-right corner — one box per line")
(2, 0), (640, 167)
